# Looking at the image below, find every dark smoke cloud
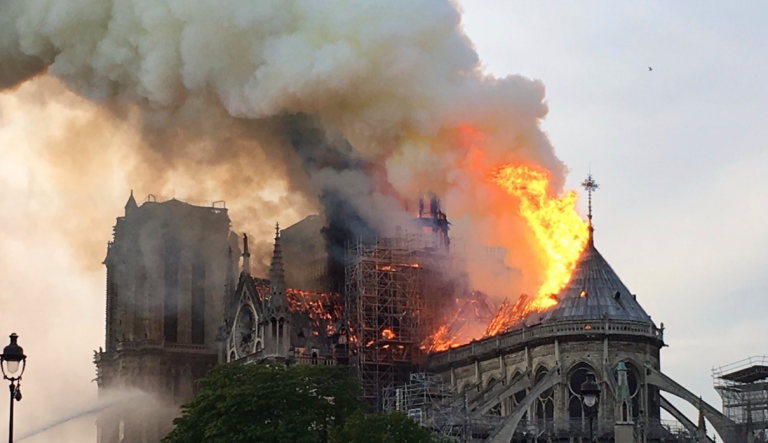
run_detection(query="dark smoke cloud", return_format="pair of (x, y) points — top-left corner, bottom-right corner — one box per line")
(2, 0), (570, 314)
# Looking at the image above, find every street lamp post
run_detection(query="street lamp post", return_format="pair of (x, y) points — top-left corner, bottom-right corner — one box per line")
(581, 372), (601, 443)
(0, 334), (26, 443)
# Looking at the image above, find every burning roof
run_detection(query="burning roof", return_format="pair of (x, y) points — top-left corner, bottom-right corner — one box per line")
(481, 233), (654, 338)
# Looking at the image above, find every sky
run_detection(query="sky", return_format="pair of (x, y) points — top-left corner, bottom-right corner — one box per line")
(0, 0), (767, 440)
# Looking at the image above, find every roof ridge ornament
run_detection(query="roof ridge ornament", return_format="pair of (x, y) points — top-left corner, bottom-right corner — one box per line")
(580, 170), (599, 243)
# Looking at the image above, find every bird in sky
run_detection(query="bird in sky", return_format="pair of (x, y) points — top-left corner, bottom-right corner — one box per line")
(648, 67), (653, 71)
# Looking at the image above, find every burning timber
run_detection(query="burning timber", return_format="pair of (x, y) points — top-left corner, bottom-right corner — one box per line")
(96, 192), (748, 443)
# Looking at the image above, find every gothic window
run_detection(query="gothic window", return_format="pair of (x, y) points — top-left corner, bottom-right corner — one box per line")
(278, 318), (285, 348)
(191, 255), (206, 345)
(535, 366), (554, 424)
(487, 377), (502, 416)
(647, 386), (661, 419)
(271, 318), (277, 340)
(568, 363), (599, 427)
(235, 305), (256, 356)
(311, 350), (319, 365)
(510, 371), (526, 407)
(172, 369), (181, 403)
(163, 238), (180, 343)
(134, 265), (147, 339)
(229, 350), (236, 362)
(513, 388), (528, 421)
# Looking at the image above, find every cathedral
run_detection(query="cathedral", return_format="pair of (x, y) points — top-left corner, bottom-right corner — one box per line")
(95, 192), (743, 443)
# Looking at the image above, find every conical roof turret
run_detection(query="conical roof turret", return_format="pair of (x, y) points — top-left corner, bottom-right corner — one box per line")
(539, 233), (652, 324)
(268, 223), (288, 311)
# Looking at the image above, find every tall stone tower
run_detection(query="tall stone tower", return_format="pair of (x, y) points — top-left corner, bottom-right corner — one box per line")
(94, 194), (235, 443)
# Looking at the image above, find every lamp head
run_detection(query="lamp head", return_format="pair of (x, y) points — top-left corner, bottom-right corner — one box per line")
(1, 333), (26, 379)
(580, 372), (600, 409)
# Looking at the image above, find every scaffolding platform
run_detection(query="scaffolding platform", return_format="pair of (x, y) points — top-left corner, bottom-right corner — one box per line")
(714, 356), (768, 443)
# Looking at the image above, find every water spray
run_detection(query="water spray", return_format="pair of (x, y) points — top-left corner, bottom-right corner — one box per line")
(15, 390), (152, 442)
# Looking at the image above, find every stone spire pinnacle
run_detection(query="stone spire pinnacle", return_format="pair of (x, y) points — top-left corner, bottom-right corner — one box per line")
(242, 233), (251, 275)
(124, 190), (138, 216)
(269, 223), (287, 310)
(616, 361), (633, 422)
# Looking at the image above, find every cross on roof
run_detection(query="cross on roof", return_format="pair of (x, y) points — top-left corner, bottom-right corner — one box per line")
(580, 173), (599, 227)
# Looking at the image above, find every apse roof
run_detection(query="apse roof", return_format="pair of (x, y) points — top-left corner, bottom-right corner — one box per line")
(538, 235), (653, 324)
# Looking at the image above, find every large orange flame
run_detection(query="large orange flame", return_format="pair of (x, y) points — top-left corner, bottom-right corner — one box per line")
(489, 163), (590, 314)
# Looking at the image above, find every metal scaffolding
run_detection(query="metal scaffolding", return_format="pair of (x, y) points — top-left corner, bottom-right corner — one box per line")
(383, 373), (469, 438)
(345, 234), (454, 410)
(383, 372), (509, 442)
(714, 356), (768, 443)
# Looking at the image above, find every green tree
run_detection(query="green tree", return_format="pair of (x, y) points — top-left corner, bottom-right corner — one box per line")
(329, 412), (435, 443)
(163, 363), (365, 443)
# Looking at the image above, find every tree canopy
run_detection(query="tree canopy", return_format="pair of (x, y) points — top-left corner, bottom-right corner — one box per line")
(329, 412), (436, 443)
(163, 363), (365, 443)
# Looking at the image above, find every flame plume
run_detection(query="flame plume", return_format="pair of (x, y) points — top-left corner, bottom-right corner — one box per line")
(488, 164), (590, 320)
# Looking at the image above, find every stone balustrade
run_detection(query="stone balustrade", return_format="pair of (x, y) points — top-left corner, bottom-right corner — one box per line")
(427, 319), (664, 369)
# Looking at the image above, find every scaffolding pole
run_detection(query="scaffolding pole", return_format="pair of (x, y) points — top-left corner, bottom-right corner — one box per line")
(345, 234), (454, 411)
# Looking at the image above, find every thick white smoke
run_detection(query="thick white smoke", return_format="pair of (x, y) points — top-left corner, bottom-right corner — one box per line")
(0, 3), (580, 439)
(1, 0), (569, 300)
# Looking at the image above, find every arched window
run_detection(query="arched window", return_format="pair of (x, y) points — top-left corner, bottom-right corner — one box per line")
(509, 371), (528, 421)
(487, 377), (501, 416)
(535, 366), (554, 425)
(278, 318), (285, 348)
(311, 350), (319, 365)
(271, 318), (277, 339)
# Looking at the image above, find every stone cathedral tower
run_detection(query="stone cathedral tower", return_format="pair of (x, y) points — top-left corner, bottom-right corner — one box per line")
(94, 194), (235, 443)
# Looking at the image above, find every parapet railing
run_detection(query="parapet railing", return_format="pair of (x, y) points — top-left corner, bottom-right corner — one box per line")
(427, 319), (664, 369)
(240, 350), (336, 366)
(713, 355), (768, 380)
(143, 194), (227, 210)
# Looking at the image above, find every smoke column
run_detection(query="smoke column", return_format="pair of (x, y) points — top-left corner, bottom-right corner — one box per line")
(0, 0), (566, 248)
(0, 1), (577, 437)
